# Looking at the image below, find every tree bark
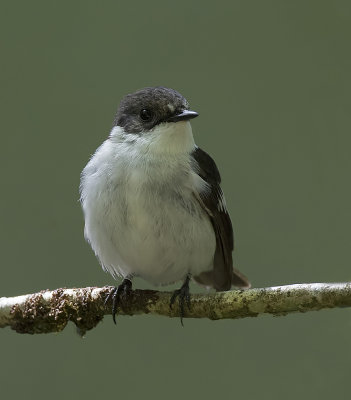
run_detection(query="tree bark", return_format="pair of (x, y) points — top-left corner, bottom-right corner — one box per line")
(1, 283), (350, 336)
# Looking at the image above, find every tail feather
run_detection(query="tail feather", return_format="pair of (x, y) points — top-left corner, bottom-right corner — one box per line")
(232, 268), (251, 289)
(194, 268), (251, 291)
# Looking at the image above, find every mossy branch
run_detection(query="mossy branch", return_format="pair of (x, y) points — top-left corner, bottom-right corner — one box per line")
(1, 283), (351, 335)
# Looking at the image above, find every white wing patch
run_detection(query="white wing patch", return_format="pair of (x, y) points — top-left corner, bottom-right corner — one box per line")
(217, 191), (227, 212)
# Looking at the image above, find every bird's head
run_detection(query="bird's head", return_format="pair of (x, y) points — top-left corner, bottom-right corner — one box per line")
(113, 86), (198, 134)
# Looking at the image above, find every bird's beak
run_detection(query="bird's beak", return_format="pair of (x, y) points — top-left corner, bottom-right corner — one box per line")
(166, 110), (199, 123)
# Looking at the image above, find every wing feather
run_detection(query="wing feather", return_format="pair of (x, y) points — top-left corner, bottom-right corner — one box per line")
(191, 146), (250, 291)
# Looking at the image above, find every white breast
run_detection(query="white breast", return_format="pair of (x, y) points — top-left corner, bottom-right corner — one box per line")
(80, 122), (216, 285)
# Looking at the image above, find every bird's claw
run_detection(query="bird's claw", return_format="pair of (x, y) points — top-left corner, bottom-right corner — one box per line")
(170, 275), (191, 326)
(105, 279), (132, 324)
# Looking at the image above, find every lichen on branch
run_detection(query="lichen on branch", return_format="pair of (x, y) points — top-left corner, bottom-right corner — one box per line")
(1, 283), (351, 335)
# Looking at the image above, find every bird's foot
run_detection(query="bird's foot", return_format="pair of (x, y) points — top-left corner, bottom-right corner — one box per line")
(104, 279), (132, 324)
(170, 275), (191, 326)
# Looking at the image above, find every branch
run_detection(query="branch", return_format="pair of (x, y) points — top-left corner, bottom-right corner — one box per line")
(1, 283), (350, 335)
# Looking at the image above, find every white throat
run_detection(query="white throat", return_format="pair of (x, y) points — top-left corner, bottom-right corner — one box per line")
(110, 121), (196, 155)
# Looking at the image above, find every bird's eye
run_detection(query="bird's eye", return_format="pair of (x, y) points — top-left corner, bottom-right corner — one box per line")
(140, 109), (153, 121)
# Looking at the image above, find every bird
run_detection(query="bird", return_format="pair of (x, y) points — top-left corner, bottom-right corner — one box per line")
(80, 86), (250, 324)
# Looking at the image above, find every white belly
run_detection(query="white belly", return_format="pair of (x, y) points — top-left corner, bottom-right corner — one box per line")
(81, 145), (216, 286)
(115, 188), (215, 285)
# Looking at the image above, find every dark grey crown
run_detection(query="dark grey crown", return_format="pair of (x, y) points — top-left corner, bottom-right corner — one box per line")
(114, 86), (190, 134)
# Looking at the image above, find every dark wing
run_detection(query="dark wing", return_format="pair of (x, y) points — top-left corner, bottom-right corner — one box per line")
(191, 146), (250, 291)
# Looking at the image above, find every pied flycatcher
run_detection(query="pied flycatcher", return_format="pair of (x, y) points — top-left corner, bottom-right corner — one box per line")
(80, 86), (250, 323)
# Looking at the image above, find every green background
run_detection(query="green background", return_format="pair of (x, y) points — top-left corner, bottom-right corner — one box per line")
(1, 1), (351, 399)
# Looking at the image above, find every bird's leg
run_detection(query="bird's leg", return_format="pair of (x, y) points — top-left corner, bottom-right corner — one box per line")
(170, 274), (191, 326)
(104, 278), (133, 324)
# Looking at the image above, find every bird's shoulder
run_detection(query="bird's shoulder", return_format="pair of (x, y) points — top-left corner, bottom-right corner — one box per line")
(191, 146), (221, 185)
